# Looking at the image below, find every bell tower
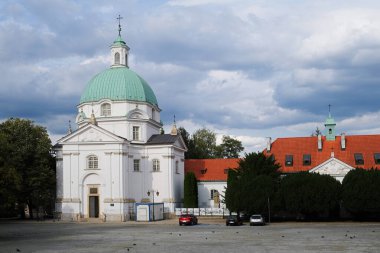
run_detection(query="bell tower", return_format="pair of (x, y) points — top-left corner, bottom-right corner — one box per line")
(111, 15), (130, 68)
(324, 104), (336, 141)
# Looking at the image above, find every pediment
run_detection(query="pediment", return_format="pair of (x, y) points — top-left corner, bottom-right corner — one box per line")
(58, 124), (125, 144)
(126, 108), (149, 120)
(310, 158), (354, 177)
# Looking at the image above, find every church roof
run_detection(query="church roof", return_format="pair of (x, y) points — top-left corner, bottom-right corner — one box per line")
(185, 158), (240, 181)
(80, 67), (158, 106)
(146, 134), (180, 145)
(264, 134), (380, 173)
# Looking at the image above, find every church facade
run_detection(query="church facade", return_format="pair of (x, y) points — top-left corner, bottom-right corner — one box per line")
(54, 26), (186, 221)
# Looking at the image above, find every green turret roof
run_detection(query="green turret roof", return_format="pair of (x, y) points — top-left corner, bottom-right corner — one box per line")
(80, 67), (158, 106)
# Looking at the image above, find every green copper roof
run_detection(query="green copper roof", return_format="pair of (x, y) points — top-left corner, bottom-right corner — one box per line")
(112, 35), (126, 46)
(80, 67), (158, 106)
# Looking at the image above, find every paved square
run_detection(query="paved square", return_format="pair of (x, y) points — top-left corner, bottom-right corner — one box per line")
(0, 219), (379, 252)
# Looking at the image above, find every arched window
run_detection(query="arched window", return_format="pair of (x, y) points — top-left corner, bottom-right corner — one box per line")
(125, 54), (128, 66)
(153, 159), (160, 172)
(114, 52), (120, 64)
(87, 155), (98, 169)
(101, 103), (111, 116)
(175, 161), (179, 174)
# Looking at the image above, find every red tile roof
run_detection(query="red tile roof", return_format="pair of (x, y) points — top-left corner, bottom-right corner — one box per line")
(263, 135), (380, 173)
(185, 158), (240, 181)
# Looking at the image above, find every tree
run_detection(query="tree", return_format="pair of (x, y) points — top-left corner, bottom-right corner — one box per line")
(224, 152), (280, 215)
(215, 135), (244, 158)
(311, 127), (322, 136)
(183, 172), (198, 208)
(179, 127), (196, 159)
(0, 118), (55, 219)
(342, 168), (380, 218)
(191, 128), (217, 159)
(278, 172), (341, 218)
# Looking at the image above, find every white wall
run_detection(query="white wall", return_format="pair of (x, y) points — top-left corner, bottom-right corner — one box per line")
(197, 181), (227, 208)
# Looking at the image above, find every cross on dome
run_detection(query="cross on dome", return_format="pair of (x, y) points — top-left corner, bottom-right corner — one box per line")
(117, 14), (123, 36)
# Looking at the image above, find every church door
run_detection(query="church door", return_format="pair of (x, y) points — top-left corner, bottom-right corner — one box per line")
(89, 196), (99, 218)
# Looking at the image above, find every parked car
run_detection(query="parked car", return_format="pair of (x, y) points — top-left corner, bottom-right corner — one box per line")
(250, 214), (265, 226)
(226, 215), (243, 226)
(179, 214), (198, 226)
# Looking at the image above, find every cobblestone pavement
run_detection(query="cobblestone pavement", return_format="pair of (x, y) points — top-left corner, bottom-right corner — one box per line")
(0, 218), (379, 253)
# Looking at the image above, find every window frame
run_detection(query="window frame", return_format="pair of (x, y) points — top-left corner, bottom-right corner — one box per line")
(374, 153), (380, 164)
(303, 154), (311, 166)
(100, 103), (111, 116)
(175, 161), (179, 174)
(133, 159), (140, 172)
(132, 126), (140, 141)
(354, 153), (364, 165)
(87, 155), (98, 170)
(210, 189), (219, 200)
(152, 159), (160, 172)
(285, 155), (293, 166)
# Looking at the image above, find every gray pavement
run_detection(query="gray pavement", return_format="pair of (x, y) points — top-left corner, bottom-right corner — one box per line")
(0, 218), (379, 253)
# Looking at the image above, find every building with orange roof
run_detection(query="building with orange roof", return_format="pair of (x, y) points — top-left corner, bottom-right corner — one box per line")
(263, 112), (380, 182)
(185, 112), (380, 207)
(185, 158), (239, 208)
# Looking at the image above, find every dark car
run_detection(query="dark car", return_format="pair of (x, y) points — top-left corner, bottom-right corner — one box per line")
(249, 214), (265, 226)
(226, 215), (243, 226)
(179, 214), (198, 226)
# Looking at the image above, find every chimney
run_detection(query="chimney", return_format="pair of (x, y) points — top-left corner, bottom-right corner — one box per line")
(266, 137), (272, 153)
(341, 133), (346, 150)
(318, 134), (322, 151)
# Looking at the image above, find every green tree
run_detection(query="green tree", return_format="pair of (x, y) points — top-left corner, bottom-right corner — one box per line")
(278, 172), (341, 218)
(224, 169), (242, 213)
(0, 118), (55, 219)
(191, 128), (217, 159)
(215, 135), (244, 158)
(342, 168), (380, 218)
(183, 172), (198, 208)
(225, 152), (280, 215)
(179, 127), (196, 159)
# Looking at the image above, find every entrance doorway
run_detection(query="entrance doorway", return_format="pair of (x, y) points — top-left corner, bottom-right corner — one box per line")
(89, 196), (99, 218)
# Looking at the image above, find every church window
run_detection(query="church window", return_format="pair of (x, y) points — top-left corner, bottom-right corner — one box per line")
(125, 54), (128, 66)
(175, 161), (179, 174)
(303, 154), (311, 166)
(153, 159), (160, 172)
(151, 108), (155, 120)
(133, 159), (140, 172)
(133, 126), (140, 140)
(114, 52), (120, 64)
(101, 103), (111, 116)
(88, 155), (98, 169)
(210, 189), (219, 200)
(285, 155), (293, 166)
(374, 153), (380, 164)
(354, 153), (364, 165)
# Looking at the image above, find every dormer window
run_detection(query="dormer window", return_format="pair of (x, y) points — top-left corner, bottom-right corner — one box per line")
(114, 52), (120, 64)
(374, 153), (380, 164)
(354, 153), (364, 165)
(101, 103), (111, 116)
(285, 155), (293, 166)
(303, 154), (311, 166)
(200, 168), (207, 174)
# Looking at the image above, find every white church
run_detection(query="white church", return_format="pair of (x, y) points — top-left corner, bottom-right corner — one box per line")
(54, 23), (187, 221)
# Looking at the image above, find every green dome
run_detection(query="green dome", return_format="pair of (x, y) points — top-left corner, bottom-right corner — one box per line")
(80, 67), (158, 106)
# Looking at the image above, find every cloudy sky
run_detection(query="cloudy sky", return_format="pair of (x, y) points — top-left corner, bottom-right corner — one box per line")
(1, 0), (380, 153)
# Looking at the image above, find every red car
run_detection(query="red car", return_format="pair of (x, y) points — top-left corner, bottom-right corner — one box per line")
(179, 214), (198, 226)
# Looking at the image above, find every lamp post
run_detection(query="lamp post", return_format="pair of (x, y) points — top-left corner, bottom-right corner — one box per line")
(147, 190), (159, 221)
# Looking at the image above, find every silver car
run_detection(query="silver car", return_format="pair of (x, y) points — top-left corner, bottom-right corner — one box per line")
(250, 214), (265, 226)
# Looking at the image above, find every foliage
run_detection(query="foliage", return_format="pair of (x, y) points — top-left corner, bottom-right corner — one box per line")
(215, 135), (244, 158)
(224, 169), (242, 213)
(225, 152), (280, 215)
(183, 172), (198, 208)
(342, 168), (380, 217)
(179, 127), (244, 159)
(0, 118), (55, 218)
(278, 172), (341, 217)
